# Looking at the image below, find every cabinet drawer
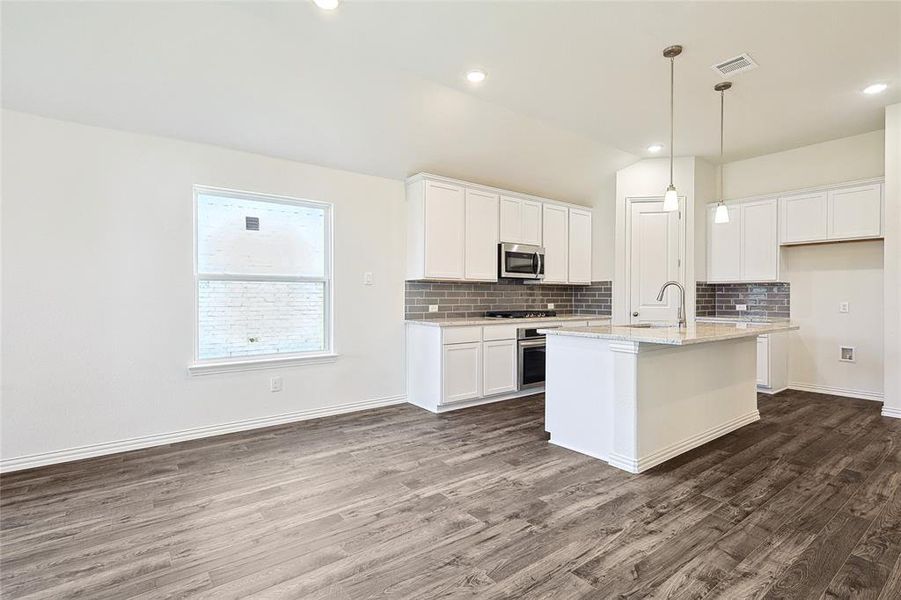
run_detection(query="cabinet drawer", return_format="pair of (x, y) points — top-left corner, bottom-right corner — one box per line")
(482, 325), (518, 341)
(443, 326), (482, 344)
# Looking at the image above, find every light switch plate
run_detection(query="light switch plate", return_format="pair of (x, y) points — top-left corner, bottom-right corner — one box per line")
(839, 302), (849, 313)
(270, 376), (283, 392)
(363, 272), (374, 286)
(428, 305), (439, 313)
(736, 304), (747, 312)
(547, 303), (555, 310)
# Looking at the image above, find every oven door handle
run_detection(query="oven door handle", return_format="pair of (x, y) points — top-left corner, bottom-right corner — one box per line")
(518, 338), (547, 348)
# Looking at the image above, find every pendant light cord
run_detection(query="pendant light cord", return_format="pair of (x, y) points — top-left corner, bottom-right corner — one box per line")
(719, 89), (724, 203)
(670, 57), (674, 186)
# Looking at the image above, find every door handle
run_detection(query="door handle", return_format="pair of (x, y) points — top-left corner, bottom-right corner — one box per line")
(632, 312), (639, 317)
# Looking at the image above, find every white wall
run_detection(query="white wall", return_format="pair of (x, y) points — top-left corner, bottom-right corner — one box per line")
(1, 111), (407, 469)
(722, 130), (886, 199)
(782, 242), (884, 399)
(722, 130), (886, 400)
(884, 104), (901, 418)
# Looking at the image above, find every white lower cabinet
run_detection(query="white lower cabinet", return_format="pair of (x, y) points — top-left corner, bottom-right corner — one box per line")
(442, 342), (482, 403)
(408, 320), (591, 413)
(756, 332), (788, 393)
(482, 339), (517, 396)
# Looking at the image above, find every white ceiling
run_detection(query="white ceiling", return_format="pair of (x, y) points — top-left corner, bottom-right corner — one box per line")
(3, 1), (898, 202)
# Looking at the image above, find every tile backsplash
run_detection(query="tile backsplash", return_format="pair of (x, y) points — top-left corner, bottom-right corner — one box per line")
(405, 280), (612, 320)
(696, 282), (790, 318)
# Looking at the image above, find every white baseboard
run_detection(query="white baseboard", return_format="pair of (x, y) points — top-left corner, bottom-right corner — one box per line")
(608, 410), (761, 474)
(788, 382), (883, 402)
(410, 388), (543, 414)
(882, 406), (901, 419)
(0, 394), (406, 474)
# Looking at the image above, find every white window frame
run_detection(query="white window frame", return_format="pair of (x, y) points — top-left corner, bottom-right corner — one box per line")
(188, 185), (336, 375)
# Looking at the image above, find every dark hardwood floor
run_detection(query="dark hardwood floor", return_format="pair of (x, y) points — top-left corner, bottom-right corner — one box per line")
(1, 390), (900, 599)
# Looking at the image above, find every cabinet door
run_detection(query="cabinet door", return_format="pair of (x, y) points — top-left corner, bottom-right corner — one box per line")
(542, 204), (569, 283)
(707, 204), (741, 282)
(499, 196), (522, 243)
(521, 200), (543, 246)
(741, 199), (778, 281)
(464, 189), (499, 281)
(780, 191), (827, 244)
(442, 342), (482, 403)
(568, 208), (592, 284)
(424, 180), (465, 279)
(482, 339), (517, 396)
(756, 336), (769, 387)
(828, 184), (883, 240)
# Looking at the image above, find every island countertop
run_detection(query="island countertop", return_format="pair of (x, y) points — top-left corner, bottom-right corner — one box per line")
(539, 320), (798, 346)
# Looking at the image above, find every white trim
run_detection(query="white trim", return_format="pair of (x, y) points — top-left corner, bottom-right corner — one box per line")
(405, 172), (590, 211)
(722, 176), (885, 206)
(0, 394), (405, 473)
(757, 385), (789, 395)
(881, 406), (901, 419)
(788, 383), (883, 402)
(607, 410), (760, 474)
(188, 352), (340, 375)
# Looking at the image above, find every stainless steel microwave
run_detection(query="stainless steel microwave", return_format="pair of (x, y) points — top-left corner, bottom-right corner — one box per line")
(499, 243), (545, 280)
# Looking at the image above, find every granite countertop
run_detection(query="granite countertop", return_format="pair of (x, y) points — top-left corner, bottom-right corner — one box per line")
(539, 321), (798, 346)
(405, 314), (611, 327)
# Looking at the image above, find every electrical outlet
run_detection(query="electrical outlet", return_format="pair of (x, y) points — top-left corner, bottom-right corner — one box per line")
(547, 303), (555, 310)
(736, 304), (747, 312)
(839, 301), (849, 313)
(363, 272), (374, 286)
(428, 305), (439, 313)
(270, 376), (283, 392)
(840, 347), (855, 362)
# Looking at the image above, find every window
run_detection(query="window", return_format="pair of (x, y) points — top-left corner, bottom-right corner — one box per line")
(192, 186), (333, 370)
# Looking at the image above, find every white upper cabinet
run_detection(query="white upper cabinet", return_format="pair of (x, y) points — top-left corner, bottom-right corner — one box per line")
(707, 199), (777, 283)
(464, 189), (499, 281)
(542, 204), (569, 283)
(779, 181), (883, 246)
(780, 191), (827, 244)
(740, 200), (778, 281)
(707, 204), (741, 282)
(407, 174), (591, 284)
(406, 179), (465, 280)
(499, 196), (542, 245)
(568, 208), (592, 284)
(827, 183), (882, 240)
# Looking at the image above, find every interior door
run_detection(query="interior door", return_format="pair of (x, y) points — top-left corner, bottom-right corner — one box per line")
(629, 199), (681, 324)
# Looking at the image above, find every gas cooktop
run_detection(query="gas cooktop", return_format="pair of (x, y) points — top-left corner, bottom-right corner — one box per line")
(484, 310), (558, 319)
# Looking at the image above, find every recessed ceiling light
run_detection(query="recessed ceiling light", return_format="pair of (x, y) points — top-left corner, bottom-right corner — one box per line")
(466, 69), (487, 84)
(647, 144), (664, 153)
(313, 0), (339, 10)
(863, 83), (888, 95)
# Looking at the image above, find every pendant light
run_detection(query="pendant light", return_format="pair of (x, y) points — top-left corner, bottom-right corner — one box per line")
(713, 81), (732, 224)
(662, 45), (682, 212)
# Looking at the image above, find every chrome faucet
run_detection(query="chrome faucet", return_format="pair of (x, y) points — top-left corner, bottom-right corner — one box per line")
(656, 280), (686, 328)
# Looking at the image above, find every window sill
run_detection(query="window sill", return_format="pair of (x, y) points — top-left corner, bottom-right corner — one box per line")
(188, 353), (339, 376)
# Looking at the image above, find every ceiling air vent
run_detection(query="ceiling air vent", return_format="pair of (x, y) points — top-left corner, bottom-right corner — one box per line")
(245, 216), (260, 231)
(711, 53), (758, 78)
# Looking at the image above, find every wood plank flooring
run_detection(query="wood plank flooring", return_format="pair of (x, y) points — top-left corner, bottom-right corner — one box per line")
(1, 390), (900, 599)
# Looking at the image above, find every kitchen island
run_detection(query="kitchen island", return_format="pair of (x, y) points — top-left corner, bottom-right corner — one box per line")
(540, 321), (799, 473)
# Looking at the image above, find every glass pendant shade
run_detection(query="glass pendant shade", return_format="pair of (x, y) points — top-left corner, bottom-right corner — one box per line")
(663, 185), (679, 211)
(714, 202), (730, 224)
